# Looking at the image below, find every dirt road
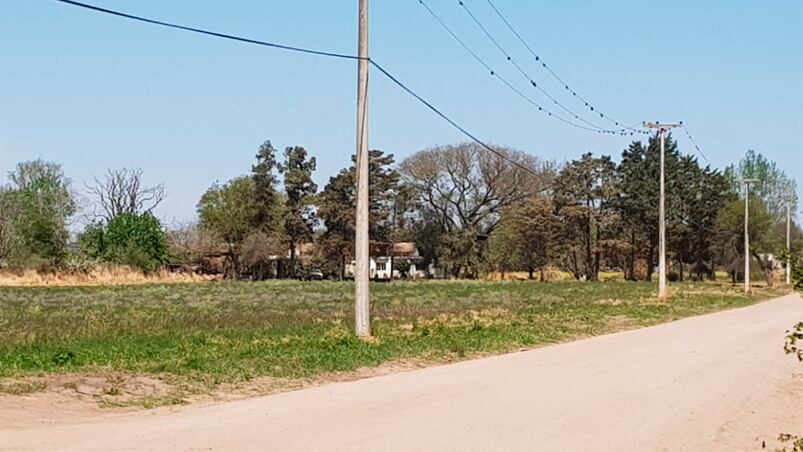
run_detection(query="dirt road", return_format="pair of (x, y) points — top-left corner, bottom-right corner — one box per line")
(2, 293), (802, 451)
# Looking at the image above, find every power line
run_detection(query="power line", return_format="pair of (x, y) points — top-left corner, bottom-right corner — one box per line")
(679, 124), (712, 166)
(455, 0), (626, 135)
(52, 0), (361, 61)
(419, 0), (635, 136)
(418, 0), (607, 135)
(51, 0), (543, 176)
(480, 0), (647, 135)
(371, 61), (542, 176)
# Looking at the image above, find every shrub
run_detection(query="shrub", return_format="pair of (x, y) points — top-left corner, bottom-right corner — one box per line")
(793, 267), (803, 292)
(79, 213), (168, 274)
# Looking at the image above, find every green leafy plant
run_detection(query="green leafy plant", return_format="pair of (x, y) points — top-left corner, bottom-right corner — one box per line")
(785, 322), (803, 362)
(777, 434), (803, 452)
(793, 268), (803, 292)
(80, 213), (168, 274)
(52, 350), (76, 366)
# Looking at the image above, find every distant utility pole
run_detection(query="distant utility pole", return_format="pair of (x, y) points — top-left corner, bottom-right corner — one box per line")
(738, 179), (760, 295)
(644, 122), (681, 300)
(787, 200), (792, 286)
(354, 0), (371, 338)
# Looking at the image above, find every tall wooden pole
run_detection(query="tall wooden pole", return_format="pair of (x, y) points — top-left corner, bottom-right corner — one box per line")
(744, 185), (750, 294)
(644, 122), (680, 300)
(354, 0), (371, 337)
(658, 130), (667, 300)
(738, 179), (759, 295)
(787, 201), (792, 286)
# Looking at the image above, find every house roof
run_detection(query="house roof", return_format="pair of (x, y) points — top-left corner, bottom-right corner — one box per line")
(392, 242), (419, 257)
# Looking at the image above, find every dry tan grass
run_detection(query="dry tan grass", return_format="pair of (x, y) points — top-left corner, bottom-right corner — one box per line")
(485, 267), (574, 282)
(0, 266), (215, 287)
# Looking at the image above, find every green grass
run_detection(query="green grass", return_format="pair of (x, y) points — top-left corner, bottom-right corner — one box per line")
(0, 281), (788, 390)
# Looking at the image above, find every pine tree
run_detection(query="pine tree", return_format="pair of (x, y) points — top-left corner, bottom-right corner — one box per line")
(279, 146), (317, 278)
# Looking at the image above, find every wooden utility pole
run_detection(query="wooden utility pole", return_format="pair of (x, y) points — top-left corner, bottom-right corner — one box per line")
(738, 179), (760, 294)
(643, 122), (681, 300)
(786, 200), (792, 286)
(354, 0), (371, 337)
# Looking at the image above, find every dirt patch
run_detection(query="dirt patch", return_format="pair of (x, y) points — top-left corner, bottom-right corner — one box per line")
(710, 372), (803, 451)
(196, 359), (433, 404)
(0, 373), (181, 428)
(0, 360), (437, 429)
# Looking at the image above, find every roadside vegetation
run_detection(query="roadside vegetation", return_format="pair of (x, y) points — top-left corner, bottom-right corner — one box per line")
(0, 280), (788, 406)
(1, 142), (800, 287)
(1, 121), (800, 411)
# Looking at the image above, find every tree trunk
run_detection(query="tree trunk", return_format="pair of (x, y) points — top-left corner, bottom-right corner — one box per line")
(646, 244), (656, 282)
(289, 240), (297, 279)
(628, 230), (637, 281)
(752, 251), (775, 288)
(570, 250), (581, 280)
(528, 265), (534, 280)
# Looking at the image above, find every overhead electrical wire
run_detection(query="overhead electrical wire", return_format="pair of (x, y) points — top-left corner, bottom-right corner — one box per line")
(52, 0), (361, 60)
(679, 124), (712, 166)
(417, 0), (605, 134)
(478, 0), (648, 136)
(370, 61), (541, 175)
(51, 0), (541, 177)
(452, 0), (629, 135)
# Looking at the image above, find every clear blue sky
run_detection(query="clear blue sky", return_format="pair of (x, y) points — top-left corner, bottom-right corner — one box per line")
(1, 0), (801, 223)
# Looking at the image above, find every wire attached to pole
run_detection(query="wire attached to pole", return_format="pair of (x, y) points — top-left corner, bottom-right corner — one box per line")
(53, 0), (363, 60)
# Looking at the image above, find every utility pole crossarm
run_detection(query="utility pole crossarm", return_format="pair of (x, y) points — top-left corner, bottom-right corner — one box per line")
(643, 122), (682, 132)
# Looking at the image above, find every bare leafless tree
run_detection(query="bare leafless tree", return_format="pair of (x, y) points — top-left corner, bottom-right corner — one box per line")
(85, 168), (165, 222)
(399, 142), (551, 236)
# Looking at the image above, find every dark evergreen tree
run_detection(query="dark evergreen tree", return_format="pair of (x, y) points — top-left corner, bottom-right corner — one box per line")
(279, 146), (317, 278)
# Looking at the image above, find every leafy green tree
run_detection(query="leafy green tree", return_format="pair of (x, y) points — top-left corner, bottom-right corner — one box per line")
(485, 215), (518, 279)
(715, 196), (778, 285)
(554, 152), (618, 281)
(616, 135), (684, 281)
(197, 177), (259, 278)
(318, 168), (355, 279)
(0, 188), (22, 266)
(488, 197), (560, 280)
(668, 156), (732, 281)
(317, 150), (404, 278)
(251, 140), (281, 232)
(279, 146), (317, 278)
(81, 213), (168, 273)
(721, 151), (801, 285)
(724, 150), (798, 221)
(7, 160), (76, 268)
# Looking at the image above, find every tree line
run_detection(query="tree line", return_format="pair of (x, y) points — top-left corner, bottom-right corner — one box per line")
(1, 136), (800, 284)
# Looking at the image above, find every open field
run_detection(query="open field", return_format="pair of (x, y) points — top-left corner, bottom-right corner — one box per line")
(0, 280), (790, 407)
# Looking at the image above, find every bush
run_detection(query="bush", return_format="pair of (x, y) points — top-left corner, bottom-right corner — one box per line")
(61, 252), (98, 275)
(79, 213), (168, 274)
(794, 267), (803, 292)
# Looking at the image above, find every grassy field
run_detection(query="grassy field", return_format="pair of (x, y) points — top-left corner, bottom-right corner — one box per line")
(0, 280), (789, 405)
